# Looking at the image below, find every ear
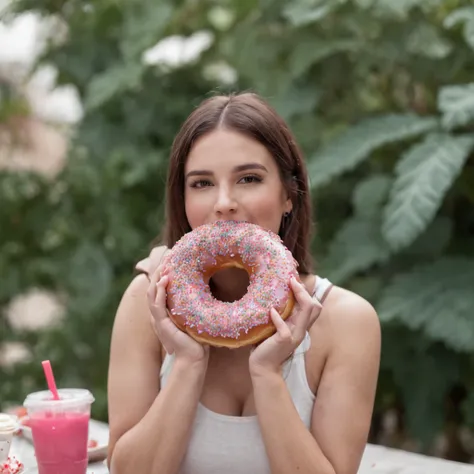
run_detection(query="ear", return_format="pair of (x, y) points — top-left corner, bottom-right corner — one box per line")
(284, 197), (293, 214)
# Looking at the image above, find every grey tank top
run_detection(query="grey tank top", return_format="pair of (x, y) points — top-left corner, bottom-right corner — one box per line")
(159, 276), (333, 474)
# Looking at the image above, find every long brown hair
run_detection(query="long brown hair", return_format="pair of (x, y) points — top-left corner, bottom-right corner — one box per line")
(161, 92), (314, 274)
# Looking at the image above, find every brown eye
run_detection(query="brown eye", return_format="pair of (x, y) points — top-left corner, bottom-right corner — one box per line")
(190, 179), (213, 188)
(239, 175), (262, 184)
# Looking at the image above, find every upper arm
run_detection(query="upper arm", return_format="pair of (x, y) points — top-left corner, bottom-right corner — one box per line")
(310, 294), (381, 474)
(107, 273), (163, 465)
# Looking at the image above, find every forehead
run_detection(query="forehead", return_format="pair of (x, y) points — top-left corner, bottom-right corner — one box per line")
(185, 129), (278, 172)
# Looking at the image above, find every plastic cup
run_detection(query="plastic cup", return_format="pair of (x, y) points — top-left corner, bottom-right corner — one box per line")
(23, 389), (94, 474)
(0, 413), (17, 463)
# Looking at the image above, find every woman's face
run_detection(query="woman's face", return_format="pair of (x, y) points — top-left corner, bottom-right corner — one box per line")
(184, 129), (292, 234)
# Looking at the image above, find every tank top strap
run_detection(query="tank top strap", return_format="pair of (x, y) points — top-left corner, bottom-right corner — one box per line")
(160, 352), (175, 386)
(282, 331), (315, 402)
(286, 275), (333, 362)
(135, 245), (169, 279)
(312, 276), (333, 303)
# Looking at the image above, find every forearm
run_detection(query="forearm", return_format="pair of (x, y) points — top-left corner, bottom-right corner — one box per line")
(252, 371), (335, 474)
(111, 359), (206, 474)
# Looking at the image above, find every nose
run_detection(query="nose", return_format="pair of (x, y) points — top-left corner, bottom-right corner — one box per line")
(214, 186), (238, 216)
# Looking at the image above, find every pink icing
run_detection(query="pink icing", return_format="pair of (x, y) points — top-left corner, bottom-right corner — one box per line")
(163, 221), (299, 339)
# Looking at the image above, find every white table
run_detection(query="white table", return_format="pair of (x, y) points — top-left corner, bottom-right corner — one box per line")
(358, 444), (474, 473)
(11, 433), (474, 474)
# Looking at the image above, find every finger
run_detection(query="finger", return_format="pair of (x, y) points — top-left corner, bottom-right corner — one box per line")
(292, 312), (310, 343)
(161, 340), (174, 355)
(155, 316), (178, 355)
(270, 308), (293, 343)
(290, 301), (318, 342)
(150, 264), (163, 285)
(149, 274), (167, 305)
(162, 318), (193, 352)
(147, 266), (162, 304)
(154, 275), (169, 310)
(295, 298), (323, 342)
(146, 279), (157, 308)
(163, 342), (174, 355)
(290, 277), (315, 310)
(310, 303), (323, 326)
(149, 314), (160, 337)
(148, 313), (174, 354)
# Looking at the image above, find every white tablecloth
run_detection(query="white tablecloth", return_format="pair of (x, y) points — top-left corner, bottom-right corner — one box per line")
(10, 429), (474, 474)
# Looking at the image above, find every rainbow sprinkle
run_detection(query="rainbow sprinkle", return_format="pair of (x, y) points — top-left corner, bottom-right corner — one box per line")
(1, 456), (24, 474)
(163, 221), (299, 339)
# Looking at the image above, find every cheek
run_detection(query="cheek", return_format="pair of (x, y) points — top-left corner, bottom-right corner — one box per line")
(185, 192), (209, 227)
(255, 188), (285, 212)
(184, 194), (197, 223)
(249, 194), (285, 228)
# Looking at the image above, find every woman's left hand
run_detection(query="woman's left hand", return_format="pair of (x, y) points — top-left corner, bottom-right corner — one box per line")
(249, 277), (323, 377)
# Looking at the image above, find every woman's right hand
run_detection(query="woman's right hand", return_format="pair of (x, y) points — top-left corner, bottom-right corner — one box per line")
(147, 265), (209, 366)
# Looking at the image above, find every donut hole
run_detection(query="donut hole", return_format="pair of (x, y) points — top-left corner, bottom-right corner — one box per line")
(209, 267), (250, 302)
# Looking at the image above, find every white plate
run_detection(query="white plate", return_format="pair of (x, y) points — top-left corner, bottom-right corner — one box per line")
(17, 417), (108, 463)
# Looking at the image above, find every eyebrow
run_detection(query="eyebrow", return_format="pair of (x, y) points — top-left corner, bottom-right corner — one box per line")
(185, 163), (268, 180)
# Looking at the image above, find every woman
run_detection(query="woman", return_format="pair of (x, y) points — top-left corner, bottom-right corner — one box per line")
(107, 93), (381, 474)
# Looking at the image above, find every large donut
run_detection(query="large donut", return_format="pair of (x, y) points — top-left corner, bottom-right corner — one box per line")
(161, 221), (299, 348)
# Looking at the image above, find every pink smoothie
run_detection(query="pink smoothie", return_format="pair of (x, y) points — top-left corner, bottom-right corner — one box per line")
(29, 412), (89, 474)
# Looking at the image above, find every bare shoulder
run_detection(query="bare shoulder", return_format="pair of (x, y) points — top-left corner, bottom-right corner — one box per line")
(313, 285), (380, 340)
(111, 273), (158, 347)
(307, 289), (381, 473)
(107, 273), (163, 463)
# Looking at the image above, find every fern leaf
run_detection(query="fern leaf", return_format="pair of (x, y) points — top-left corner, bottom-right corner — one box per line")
(308, 114), (438, 190)
(373, 0), (444, 19)
(438, 83), (474, 130)
(406, 23), (452, 59)
(377, 258), (474, 352)
(382, 327), (461, 445)
(85, 62), (144, 110)
(382, 133), (474, 250)
(320, 174), (392, 282)
(121, 4), (173, 59)
(289, 39), (357, 78)
(320, 217), (391, 283)
(283, 2), (334, 27)
(272, 84), (321, 120)
(68, 242), (113, 312)
(84, 3), (172, 110)
(404, 217), (452, 258)
(352, 174), (392, 218)
(353, 0), (373, 8)
(444, 7), (474, 50)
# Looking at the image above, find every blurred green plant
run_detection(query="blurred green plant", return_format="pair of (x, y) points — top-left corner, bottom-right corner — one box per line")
(2, 0), (474, 461)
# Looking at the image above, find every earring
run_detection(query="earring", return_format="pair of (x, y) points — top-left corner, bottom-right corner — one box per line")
(283, 212), (290, 218)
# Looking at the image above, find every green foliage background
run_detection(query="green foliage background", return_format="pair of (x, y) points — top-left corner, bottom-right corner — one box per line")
(2, 0), (474, 461)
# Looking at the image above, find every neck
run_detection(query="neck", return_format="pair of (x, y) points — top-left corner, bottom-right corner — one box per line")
(209, 267), (250, 302)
